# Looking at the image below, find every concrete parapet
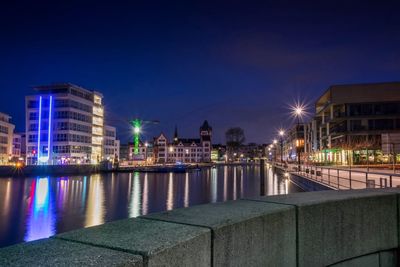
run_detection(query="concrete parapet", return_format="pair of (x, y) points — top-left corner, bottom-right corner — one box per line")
(145, 200), (296, 266)
(56, 217), (211, 267)
(0, 238), (143, 266)
(248, 189), (399, 267)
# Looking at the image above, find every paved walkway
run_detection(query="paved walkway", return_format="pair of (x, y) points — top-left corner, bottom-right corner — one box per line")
(277, 163), (400, 190)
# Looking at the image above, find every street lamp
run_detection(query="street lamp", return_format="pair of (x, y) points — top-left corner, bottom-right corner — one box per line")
(278, 129), (285, 163)
(292, 104), (306, 171)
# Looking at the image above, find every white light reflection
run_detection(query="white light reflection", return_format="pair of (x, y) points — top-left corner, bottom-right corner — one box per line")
(233, 167), (237, 200)
(184, 172), (189, 207)
(84, 174), (105, 227)
(285, 178), (289, 195)
(211, 168), (217, 203)
(223, 166), (228, 201)
(166, 173), (174, 210)
(129, 172), (141, 218)
(240, 167), (244, 198)
(267, 167), (274, 195)
(142, 173), (148, 215)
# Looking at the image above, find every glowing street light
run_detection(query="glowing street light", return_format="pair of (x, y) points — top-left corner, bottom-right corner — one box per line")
(273, 139), (278, 144)
(290, 103), (308, 124)
(290, 103), (307, 170)
(294, 106), (303, 116)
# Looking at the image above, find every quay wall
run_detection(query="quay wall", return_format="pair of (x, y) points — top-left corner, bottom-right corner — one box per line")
(0, 162), (257, 177)
(0, 164), (100, 177)
(273, 164), (334, 191)
(0, 189), (399, 266)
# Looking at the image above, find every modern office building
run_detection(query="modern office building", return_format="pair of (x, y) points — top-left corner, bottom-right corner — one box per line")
(306, 82), (400, 164)
(153, 121), (212, 163)
(25, 83), (105, 165)
(0, 112), (15, 164)
(103, 125), (119, 162)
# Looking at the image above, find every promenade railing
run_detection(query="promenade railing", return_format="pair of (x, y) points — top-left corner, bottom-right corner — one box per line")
(272, 162), (400, 190)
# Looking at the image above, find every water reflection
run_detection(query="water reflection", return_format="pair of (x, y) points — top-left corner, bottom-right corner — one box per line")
(211, 168), (217, 203)
(0, 164), (302, 248)
(142, 174), (148, 215)
(84, 174), (104, 227)
(25, 177), (55, 242)
(166, 172), (174, 210)
(129, 172), (141, 218)
(184, 173), (189, 208)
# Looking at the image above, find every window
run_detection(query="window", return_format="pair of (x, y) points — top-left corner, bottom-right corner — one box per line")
(0, 136), (8, 144)
(350, 120), (363, 131)
(0, 126), (8, 134)
(29, 112), (38, 120)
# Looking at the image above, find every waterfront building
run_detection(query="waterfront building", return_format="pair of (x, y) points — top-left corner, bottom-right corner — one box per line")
(0, 112), (15, 164)
(211, 144), (226, 162)
(12, 133), (21, 159)
(103, 125), (119, 162)
(282, 124), (305, 162)
(25, 83), (105, 165)
(119, 144), (130, 161)
(153, 121), (212, 163)
(306, 82), (400, 165)
(114, 139), (120, 162)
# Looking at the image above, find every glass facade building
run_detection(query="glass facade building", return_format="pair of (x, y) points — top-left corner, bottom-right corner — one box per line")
(25, 84), (104, 165)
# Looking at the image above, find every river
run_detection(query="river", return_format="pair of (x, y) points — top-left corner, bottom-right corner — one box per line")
(0, 164), (302, 248)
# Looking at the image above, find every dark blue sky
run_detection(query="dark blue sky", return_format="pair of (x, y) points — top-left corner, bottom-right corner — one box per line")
(1, 1), (400, 143)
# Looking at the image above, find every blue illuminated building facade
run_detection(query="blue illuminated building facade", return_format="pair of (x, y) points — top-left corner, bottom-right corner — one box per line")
(25, 84), (106, 165)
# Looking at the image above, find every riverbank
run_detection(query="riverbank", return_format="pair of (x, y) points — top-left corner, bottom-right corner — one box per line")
(0, 162), (259, 177)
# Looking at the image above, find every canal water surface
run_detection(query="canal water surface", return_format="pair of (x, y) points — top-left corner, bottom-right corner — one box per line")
(0, 164), (302, 248)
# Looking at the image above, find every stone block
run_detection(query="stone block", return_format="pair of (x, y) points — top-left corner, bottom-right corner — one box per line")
(249, 189), (398, 267)
(144, 199), (296, 267)
(330, 253), (379, 267)
(379, 249), (397, 267)
(0, 238), (142, 266)
(56, 217), (211, 267)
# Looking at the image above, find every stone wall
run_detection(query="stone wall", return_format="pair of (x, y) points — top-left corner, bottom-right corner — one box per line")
(0, 189), (399, 266)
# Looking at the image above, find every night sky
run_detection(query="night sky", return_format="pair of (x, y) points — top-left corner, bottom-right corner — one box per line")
(1, 1), (400, 144)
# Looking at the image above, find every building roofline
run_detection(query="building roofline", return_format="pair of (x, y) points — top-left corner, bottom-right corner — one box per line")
(32, 83), (103, 97)
(316, 81), (400, 104)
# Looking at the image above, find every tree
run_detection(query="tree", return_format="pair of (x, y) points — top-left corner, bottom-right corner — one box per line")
(225, 127), (246, 152)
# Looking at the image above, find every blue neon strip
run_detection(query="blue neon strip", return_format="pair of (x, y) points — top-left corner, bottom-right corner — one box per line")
(47, 96), (53, 163)
(37, 96), (42, 161)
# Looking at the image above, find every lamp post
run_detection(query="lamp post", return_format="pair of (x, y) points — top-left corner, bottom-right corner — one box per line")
(273, 139), (278, 162)
(293, 105), (304, 171)
(278, 130), (285, 163)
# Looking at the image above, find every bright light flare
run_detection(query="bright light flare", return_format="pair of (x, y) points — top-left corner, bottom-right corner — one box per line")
(289, 101), (309, 120)
(133, 126), (140, 134)
(278, 129), (285, 136)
